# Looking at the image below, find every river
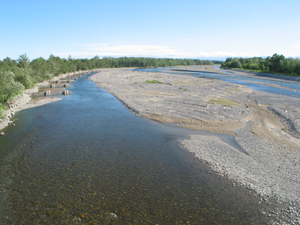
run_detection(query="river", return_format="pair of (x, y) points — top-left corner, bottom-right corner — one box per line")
(0, 73), (273, 224)
(135, 66), (300, 99)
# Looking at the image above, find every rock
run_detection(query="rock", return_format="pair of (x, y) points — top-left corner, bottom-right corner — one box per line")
(0, 132), (4, 136)
(110, 213), (118, 218)
(44, 91), (51, 96)
(63, 90), (69, 95)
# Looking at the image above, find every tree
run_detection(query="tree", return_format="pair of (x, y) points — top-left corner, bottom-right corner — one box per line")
(231, 59), (242, 68)
(0, 71), (25, 104)
(18, 54), (30, 68)
(270, 53), (285, 72)
(13, 67), (35, 89)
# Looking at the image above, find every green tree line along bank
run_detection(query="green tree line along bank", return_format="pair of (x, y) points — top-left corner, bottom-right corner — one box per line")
(0, 54), (220, 118)
(221, 53), (300, 76)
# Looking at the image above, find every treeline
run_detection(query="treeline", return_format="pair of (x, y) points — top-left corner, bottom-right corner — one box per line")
(0, 54), (220, 118)
(221, 53), (300, 76)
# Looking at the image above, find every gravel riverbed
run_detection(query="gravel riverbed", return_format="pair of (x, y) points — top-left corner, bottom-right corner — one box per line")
(1, 67), (299, 223)
(90, 67), (300, 224)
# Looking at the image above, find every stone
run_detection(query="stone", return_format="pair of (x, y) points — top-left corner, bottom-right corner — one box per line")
(44, 91), (51, 96)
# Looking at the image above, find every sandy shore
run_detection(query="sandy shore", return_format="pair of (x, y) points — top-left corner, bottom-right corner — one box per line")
(89, 67), (300, 224)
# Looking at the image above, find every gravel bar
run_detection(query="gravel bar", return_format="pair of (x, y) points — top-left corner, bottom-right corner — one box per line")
(90, 67), (300, 224)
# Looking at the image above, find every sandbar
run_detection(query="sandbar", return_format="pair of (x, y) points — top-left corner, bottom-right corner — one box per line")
(89, 66), (300, 224)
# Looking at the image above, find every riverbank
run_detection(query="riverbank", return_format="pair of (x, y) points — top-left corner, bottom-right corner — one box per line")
(168, 66), (300, 93)
(0, 69), (101, 132)
(224, 68), (300, 82)
(90, 67), (300, 224)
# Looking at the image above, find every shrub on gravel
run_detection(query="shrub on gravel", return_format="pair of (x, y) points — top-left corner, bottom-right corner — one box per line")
(145, 80), (164, 84)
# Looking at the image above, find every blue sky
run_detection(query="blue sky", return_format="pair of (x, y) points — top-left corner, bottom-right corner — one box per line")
(1, 0), (299, 60)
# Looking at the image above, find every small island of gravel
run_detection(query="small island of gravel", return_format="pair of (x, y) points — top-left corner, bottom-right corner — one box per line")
(89, 66), (300, 224)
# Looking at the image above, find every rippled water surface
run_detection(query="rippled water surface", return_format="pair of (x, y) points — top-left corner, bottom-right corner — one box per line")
(0, 74), (272, 224)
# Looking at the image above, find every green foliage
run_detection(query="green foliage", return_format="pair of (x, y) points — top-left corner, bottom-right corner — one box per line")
(0, 106), (5, 119)
(231, 59), (242, 68)
(222, 54), (300, 76)
(18, 53), (30, 68)
(0, 53), (220, 119)
(145, 80), (164, 84)
(0, 71), (25, 104)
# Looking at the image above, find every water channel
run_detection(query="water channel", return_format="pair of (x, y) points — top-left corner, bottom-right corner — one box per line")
(136, 67), (300, 99)
(0, 73), (273, 224)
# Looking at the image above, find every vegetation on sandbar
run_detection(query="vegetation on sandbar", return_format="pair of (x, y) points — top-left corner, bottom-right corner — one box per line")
(145, 80), (165, 84)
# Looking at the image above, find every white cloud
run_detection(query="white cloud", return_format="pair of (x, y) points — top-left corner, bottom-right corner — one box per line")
(196, 51), (252, 58)
(56, 44), (191, 58)
(181, 38), (211, 42)
(55, 44), (255, 59)
(293, 43), (300, 49)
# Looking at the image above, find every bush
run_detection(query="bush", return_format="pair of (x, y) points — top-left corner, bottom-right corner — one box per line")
(0, 71), (25, 104)
(231, 60), (242, 68)
(145, 80), (164, 84)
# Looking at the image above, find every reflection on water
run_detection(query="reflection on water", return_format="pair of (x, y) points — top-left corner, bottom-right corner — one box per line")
(0, 75), (272, 224)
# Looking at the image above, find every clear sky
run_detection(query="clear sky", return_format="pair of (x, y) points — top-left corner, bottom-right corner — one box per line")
(1, 0), (299, 60)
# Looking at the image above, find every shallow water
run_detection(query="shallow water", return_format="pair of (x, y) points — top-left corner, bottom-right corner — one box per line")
(0, 74), (272, 224)
(136, 67), (300, 99)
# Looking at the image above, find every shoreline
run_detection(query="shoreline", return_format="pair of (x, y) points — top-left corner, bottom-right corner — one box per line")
(89, 67), (300, 224)
(169, 66), (300, 93)
(224, 68), (300, 82)
(1, 66), (299, 223)
(0, 69), (102, 132)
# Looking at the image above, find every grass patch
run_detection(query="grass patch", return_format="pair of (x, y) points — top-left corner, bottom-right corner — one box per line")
(179, 87), (187, 91)
(208, 98), (239, 106)
(145, 80), (164, 84)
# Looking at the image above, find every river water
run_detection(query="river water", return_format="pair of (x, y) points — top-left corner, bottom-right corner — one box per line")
(0, 73), (272, 224)
(136, 67), (300, 99)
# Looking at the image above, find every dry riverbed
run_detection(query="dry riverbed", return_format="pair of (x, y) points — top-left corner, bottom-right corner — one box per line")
(90, 67), (300, 224)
